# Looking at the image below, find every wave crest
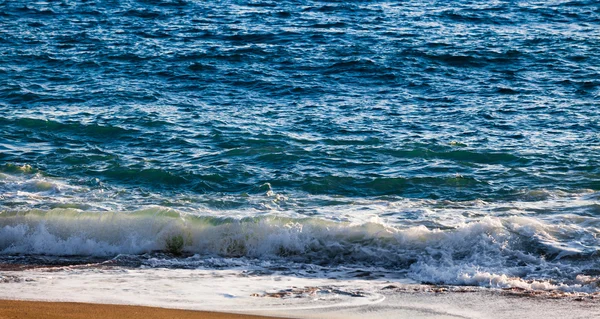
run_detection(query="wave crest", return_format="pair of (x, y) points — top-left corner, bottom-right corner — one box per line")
(1, 208), (598, 291)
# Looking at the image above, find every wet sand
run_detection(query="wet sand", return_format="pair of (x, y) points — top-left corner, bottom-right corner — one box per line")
(2, 267), (599, 319)
(0, 300), (284, 319)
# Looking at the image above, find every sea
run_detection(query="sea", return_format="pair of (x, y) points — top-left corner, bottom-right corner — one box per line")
(1, 0), (600, 295)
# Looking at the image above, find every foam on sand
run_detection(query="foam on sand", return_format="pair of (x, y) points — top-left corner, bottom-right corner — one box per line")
(0, 266), (598, 319)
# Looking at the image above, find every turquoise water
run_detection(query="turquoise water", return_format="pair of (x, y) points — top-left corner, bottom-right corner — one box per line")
(1, 1), (599, 290)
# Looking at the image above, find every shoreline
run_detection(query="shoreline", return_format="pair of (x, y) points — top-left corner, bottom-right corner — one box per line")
(1, 288), (599, 319)
(1, 266), (599, 319)
(0, 299), (286, 319)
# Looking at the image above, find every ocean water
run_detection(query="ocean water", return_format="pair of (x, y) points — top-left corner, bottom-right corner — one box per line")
(1, 0), (599, 292)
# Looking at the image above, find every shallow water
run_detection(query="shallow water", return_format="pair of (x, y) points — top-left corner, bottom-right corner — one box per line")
(1, 0), (599, 291)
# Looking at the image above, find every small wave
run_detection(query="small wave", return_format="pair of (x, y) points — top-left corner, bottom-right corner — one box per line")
(324, 59), (382, 75)
(381, 147), (529, 165)
(297, 175), (487, 197)
(100, 166), (189, 186)
(14, 5), (55, 16)
(188, 63), (218, 72)
(0, 164), (39, 175)
(0, 117), (136, 139)
(120, 9), (163, 19)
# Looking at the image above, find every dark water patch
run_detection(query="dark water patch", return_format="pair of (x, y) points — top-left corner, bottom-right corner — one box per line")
(295, 175), (488, 198)
(380, 148), (529, 165)
(27, 21), (45, 27)
(120, 9), (164, 19)
(496, 87), (520, 95)
(188, 63), (218, 72)
(309, 22), (347, 29)
(440, 10), (510, 25)
(99, 166), (189, 186)
(274, 11), (292, 18)
(426, 53), (483, 68)
(226, 33), (286, 44)
(1, 117), (136, 140)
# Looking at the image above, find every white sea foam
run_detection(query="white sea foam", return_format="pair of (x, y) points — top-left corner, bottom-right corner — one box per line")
(1, 172), (599, 291)
(0, 267), (597, 319)
(0, 207), (598, 292)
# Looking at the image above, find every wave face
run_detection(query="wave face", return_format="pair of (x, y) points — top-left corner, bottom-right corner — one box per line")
(1, 0), (600, 292)
(1, 205), (599, 292)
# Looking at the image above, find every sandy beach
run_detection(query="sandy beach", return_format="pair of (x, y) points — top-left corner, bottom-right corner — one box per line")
(0, 300), (282, 319)
(1, 266), (599, 319)
(1, 288), (599, 319)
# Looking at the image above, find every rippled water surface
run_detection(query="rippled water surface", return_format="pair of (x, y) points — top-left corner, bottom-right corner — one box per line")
(1, 0), (600, 291)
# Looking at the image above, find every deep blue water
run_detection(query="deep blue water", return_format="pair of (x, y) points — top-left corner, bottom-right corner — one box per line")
(1, 1), (600, 290)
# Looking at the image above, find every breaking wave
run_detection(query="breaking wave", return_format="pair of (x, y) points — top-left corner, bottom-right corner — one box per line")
(1, 208), (598, 292)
